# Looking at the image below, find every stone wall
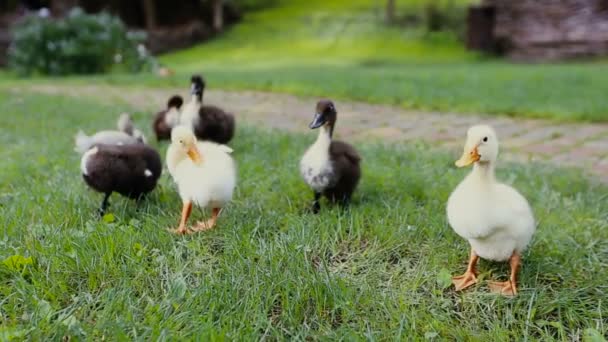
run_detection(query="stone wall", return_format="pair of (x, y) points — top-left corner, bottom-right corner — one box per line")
(486, 0), (608, 60)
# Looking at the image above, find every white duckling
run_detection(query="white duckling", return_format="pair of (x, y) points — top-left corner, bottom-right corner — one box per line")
(166, 125), (236, 235)
(447, 125), (535, 296)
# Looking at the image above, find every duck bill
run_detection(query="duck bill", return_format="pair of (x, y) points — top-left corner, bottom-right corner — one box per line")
(190, 84), (202, 95)
(309, 113), (326, 129)
(455, 147), (480, 167)
(187, 145), (202, 164)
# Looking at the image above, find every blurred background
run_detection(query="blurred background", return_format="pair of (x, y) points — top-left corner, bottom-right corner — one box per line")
(3, 0), (608, 64)
(0, 0), (607, 121)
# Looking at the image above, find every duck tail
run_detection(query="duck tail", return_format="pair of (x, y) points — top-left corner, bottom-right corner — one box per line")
(219, 145), (233, 154)
(74, 130), (92, 154)
(133, 129), (147, 144)
(117, 113), (134, 135)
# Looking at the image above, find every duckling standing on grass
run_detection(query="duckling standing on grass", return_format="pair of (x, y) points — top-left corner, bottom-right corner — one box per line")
(74, 113), (146, 154)
(80, 143), (162, 215)
(153, 95), (183, 141)
(166, 125), (236, 235)
(300, 99), (361, 213)
(447, 125), (535, 296)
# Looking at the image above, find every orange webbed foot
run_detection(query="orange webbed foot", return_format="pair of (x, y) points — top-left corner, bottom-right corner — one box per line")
(452, 271), (478, 291)
(488, 280), (517, 296)
(192, 219), (216, 232)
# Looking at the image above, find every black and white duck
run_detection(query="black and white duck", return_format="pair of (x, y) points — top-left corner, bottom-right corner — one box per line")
(80, 143), (162, 215)
(299, 99), (361, 213)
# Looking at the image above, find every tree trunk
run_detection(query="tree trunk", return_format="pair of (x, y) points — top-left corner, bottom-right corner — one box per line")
(386, 0), (396, 24)
(141, 0), (157, 30)
(212, 0), (223, 32)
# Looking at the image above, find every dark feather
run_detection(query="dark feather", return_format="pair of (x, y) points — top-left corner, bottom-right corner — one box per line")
(153, 109), (172, 141)
(193, 105), (235, 144)
(323, 140), (362, 203)
(82, 144), (162, 201)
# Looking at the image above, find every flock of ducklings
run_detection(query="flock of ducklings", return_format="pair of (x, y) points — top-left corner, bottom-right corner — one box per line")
(75, 75), (535, 297)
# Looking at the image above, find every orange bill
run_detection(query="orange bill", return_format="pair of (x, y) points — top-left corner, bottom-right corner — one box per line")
(455, 146), (480, 167)
(187, 145), (202, 164)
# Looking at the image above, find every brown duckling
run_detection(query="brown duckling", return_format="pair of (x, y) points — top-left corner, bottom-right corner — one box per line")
(300, 99), (361, 213)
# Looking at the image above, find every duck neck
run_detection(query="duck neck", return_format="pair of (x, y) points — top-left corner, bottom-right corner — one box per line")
(166, 147), (183, 175)
(314, 123), (333, 148)
(471, 161), (495, 185)
(191, 92), (202, 104)
(180, 95), (201, 125)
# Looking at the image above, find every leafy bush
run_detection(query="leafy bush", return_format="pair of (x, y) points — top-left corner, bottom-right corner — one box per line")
(423, 1), (467, 36)
(8, 8), (155, 76)
(388, 0), (469, 38)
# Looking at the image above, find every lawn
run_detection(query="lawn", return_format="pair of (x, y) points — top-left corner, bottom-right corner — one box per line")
(1, 90), (607, 340)
(148, 0), (608, 122)
(2, 0), (607, 121)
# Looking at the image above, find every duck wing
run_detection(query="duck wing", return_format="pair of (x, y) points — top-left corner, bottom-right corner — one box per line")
(195, 105), (235, 144)
(330, 140), (361, 166)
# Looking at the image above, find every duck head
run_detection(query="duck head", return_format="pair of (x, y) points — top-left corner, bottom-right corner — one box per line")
(455, 125), (499, 167)
(167, 95), (184, 110)
(190, 75), (205, 101)
(309, 99), (337, 136)
(171, 125), (202, 164)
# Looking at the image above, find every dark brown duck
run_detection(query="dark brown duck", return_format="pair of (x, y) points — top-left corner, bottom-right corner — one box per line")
(299, 99), (361, 213)
(80, 143), (162, 215)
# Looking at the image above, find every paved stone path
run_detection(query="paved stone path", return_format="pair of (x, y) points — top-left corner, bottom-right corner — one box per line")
(19, 84), (608, 183)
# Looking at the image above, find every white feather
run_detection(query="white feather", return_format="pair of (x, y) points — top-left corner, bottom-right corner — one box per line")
(133, 128), (147, 144)
(167, 141), (236, 209)
(300, 127), (334, 192)
(144, 169), (153, 177)
(164, 107), (181, 127)
(179, 96), (200, 126)
(74, 130), (140, 154)
(80, 146), (98, 176)
(74, 130), (92, 153)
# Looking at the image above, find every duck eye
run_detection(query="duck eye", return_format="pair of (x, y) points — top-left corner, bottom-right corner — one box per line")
(483, 137), (488, 142)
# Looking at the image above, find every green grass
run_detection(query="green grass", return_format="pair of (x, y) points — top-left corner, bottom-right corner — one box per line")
(1, 90), (607, 340)
(3, 0), (607, 121)
(149, 0), (608, 122)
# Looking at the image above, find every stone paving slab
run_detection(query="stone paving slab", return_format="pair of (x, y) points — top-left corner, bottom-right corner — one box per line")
(14, 84), (608, 183)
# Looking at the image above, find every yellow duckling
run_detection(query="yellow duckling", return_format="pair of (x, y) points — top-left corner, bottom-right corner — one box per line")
(166, 125), (236, 235)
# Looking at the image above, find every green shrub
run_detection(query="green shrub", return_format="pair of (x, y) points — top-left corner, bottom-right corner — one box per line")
(423, 1), (467, 36)
(390, 0), (469, 38)
(8, 8), (155, 76)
